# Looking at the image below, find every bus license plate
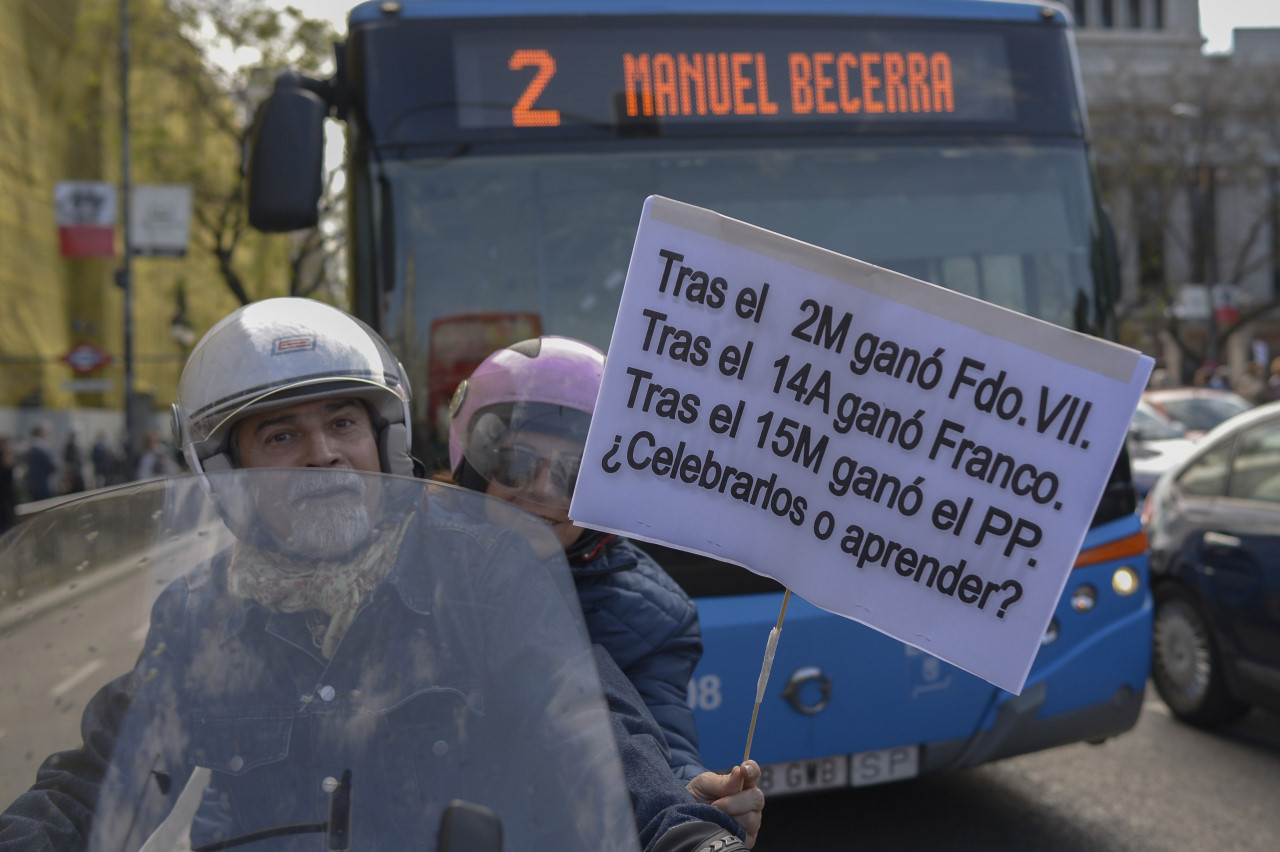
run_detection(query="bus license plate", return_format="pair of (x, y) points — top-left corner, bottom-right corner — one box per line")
(850, 746), (919, 787)
(757, 755), (849, 796)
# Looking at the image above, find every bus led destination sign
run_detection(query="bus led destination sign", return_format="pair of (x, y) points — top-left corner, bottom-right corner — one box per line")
(621, 50), (956, 120)
(454, 25), (1015, 130)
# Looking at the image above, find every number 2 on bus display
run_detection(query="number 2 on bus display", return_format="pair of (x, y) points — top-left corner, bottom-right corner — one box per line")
(509, 49), (560, 127)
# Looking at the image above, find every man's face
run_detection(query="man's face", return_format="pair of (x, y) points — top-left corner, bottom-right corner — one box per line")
(235, 398), (382, 472)
(234, 398), (383, 557)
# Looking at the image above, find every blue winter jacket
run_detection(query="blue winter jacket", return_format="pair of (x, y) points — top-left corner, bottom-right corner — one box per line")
(573, 537), (705, 781)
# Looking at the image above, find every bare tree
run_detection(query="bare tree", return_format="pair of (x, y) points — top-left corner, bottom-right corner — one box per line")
(120, 0), (340, 305)
(289, 164), (346, 301)
(1089, 53), (1280, 376)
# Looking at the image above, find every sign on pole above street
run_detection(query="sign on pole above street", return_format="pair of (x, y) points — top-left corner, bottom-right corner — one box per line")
(571, 196), (1153, 694)
(130, 184), (193, 257)
(54, 181), (116, 258)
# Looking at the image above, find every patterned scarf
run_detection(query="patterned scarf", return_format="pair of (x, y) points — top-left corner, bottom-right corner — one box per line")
(227, 515), (412, 659)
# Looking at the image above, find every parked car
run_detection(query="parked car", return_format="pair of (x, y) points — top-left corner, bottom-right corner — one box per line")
(1142, 400), (1280, 726)
(1129, 400), (1198, 501)
(1142, 387), (1253, 440)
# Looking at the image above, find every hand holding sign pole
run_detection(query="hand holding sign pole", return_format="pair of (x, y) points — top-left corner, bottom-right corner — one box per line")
(570, 197), (1152, 753)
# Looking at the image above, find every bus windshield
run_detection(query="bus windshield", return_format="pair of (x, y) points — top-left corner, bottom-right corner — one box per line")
(382, 139), (1110, 459)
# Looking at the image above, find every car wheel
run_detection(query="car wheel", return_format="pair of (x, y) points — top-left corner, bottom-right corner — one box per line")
(1151, 585), (1248, 727)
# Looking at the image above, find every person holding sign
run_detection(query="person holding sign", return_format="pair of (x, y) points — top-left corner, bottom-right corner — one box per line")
(448, 336), (764, 847)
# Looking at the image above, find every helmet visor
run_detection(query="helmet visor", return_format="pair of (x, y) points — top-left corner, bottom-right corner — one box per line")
(462, 402), (591, 509)
(184, 376), (400, 445)
(490, 443), (582, 497)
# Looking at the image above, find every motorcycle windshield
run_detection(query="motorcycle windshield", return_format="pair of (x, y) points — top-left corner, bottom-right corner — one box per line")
(0, 471), (640, 852)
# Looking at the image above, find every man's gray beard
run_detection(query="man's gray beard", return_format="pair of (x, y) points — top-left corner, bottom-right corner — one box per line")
(283, 471), (372, 558)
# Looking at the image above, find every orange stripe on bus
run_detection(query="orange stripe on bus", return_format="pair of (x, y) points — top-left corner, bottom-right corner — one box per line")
(1074, 531), (1148, 568)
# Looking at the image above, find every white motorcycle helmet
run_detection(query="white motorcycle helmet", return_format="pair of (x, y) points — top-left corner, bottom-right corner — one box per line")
(171, 298), (413, 477)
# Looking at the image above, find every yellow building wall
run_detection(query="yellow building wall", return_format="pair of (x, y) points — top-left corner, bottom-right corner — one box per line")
(0, 0), (77, 410)
(0, 0), (291, 421)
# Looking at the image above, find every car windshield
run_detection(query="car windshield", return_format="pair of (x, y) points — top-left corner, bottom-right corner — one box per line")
(1131, 403), (1187, 441)
(1154, 394), (1251, 432)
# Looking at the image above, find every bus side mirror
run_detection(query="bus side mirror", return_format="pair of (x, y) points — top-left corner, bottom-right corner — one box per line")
(246, 74), (329, 232)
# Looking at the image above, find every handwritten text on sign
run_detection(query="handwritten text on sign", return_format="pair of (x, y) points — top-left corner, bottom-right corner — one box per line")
(570, 196), (1152, 694)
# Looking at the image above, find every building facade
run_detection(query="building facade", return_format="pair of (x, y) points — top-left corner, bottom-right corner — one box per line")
(1072, 0), (1280, 385)
(1, 0), (292, 472)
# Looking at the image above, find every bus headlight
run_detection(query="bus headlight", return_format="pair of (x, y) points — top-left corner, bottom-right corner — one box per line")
(1112, 567), (1140, 596)
(1070, 584), (1097, 613)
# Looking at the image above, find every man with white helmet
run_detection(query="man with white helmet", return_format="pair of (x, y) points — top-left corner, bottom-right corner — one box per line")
(171, 297), (417, 481)
(0, 299), (748, 852)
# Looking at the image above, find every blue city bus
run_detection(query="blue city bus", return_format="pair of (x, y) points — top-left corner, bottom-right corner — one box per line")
(247, 0), (1152, 796)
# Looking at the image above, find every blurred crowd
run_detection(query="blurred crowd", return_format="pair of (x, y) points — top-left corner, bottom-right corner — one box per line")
(1149, 355), (1280, 406)
(0, 423), (183, 535)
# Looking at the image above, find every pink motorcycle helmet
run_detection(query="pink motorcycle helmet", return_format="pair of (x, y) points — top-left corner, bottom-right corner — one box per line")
(448, 336), (604, 508)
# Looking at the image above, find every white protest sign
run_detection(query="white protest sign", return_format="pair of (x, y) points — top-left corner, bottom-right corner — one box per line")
(570, 196), (1153, 694)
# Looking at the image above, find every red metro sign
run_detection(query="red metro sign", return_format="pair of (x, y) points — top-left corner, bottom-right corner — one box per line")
(62, 342), (113, 375)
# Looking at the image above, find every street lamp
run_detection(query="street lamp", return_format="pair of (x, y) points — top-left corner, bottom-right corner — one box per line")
(117, 0), (137, 458)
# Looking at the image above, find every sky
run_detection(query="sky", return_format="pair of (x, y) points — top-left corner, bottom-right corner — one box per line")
(1199, 0), (1280, 53)
(276, 1), (1280, 55)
